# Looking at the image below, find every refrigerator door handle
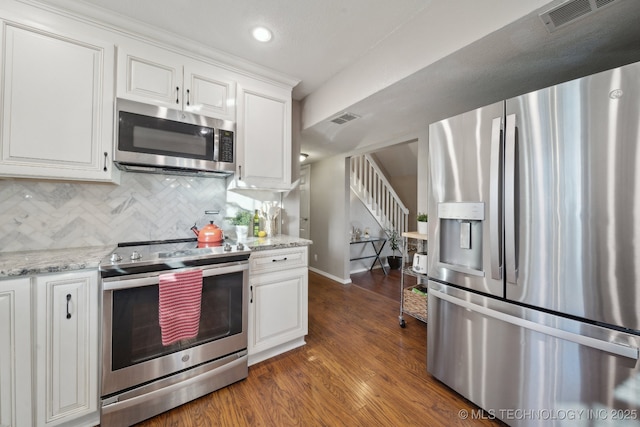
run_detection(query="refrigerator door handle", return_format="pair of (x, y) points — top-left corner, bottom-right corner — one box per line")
(504, 113), (517, 284)
(430, 289), (639, 360)
(489, 117), (503, 280)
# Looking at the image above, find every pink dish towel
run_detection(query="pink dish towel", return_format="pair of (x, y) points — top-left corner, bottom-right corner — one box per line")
(158, 269), (203, 346)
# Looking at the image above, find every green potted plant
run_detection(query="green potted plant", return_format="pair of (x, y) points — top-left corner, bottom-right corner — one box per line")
(417, 212), (428, 235)
(226, 210), (252, 240)
(385, 228), (403, 270)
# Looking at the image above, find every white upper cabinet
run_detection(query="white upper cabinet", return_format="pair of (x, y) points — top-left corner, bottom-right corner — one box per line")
(184, 61), (236, 120)
(233, 79), (293, 190)
(117, 43), (236, 121)
(117, 46), (180, 108)
(0, 20), (117, 182)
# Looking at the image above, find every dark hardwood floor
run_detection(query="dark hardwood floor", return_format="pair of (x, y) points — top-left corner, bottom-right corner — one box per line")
(350, 266), (417, 302)
(136, 269), (503, 426)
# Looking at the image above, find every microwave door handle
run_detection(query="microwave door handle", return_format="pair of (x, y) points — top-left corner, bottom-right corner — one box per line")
(489, 117), (503, 280)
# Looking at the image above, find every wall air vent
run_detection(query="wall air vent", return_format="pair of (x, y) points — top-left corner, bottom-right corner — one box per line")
(330, 112), (360, 125)
(539, 0), (618, 33)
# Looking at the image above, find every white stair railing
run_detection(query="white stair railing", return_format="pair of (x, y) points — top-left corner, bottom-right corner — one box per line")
(350, 154), (408, 237)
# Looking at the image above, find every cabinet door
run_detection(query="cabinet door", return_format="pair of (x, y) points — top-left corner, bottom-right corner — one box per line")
(0, 22), (116, 182)
(0, 278), (32, 427)
(35, 272), (98, 427)
(249, 247), (308, 275)
(236, 81), (292, 189)
(248, 266), (308, 355)
(184, 61), (236, 121)
(116, 44), (182, 109)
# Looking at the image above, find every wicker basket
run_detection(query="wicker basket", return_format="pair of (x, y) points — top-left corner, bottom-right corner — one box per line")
(403, 286), (428, 322)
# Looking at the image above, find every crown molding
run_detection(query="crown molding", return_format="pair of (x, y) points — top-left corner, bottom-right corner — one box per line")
(15, 0), (300, 89)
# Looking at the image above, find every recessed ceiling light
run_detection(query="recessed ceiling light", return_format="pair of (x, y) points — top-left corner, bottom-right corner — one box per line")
(252, 26), (272, 42)
(299, 153), (309, 162)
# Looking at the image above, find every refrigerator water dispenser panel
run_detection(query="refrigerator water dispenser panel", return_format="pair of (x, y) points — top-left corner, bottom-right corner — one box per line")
(459, 222), (471, 249)
(438, 203), (484, 276)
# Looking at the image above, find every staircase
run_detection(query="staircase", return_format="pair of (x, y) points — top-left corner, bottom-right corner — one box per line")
(350, 154), (408, 237)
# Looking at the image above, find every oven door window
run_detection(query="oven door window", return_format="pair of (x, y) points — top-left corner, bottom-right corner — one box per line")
(111, 271), (243, 371)
(118, 111), (215, 160)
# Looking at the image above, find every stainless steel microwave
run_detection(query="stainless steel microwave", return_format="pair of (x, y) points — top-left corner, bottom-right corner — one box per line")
(114, 98), (235, 176)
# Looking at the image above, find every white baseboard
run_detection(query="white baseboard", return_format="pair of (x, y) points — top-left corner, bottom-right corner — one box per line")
(349, 264), (388, 275)
(308, 267), (351, 284)
(248, 338), (306, 366)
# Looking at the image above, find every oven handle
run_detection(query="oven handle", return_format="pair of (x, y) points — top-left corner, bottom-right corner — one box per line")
(102, 262), (248, 291)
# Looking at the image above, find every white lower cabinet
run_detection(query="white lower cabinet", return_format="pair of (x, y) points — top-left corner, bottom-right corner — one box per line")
(0, 278), (32, 427)
(34, 272), (99, 427)
(248, 247), (308, 365)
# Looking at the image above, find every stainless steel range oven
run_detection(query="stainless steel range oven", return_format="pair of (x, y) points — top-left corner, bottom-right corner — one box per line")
(99, 238), (251, 426)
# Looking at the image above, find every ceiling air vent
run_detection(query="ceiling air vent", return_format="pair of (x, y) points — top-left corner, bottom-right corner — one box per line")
(330, 112), (360, 125)
(539, 0), (618, 33)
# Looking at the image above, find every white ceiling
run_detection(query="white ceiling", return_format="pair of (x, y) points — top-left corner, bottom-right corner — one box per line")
(37, 0), (640, 162)
(42, 0), (431, 100)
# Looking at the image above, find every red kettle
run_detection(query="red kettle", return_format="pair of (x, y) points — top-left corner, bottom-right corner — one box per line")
(191, 221), (224, 244)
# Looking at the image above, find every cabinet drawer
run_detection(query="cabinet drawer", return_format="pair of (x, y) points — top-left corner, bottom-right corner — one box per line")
(250, 247), (308, 274)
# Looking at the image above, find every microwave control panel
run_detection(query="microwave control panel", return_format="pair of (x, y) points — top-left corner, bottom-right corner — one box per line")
(218, 130), (234, 163)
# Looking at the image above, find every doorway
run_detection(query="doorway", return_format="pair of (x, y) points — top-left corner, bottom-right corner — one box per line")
(299, 164), (310, 240)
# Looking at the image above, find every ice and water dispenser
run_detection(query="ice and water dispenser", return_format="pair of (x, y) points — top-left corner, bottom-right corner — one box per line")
(437, 202), (485, 276)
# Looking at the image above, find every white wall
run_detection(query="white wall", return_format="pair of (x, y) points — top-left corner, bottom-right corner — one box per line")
(301, 0), (553, 129)
(416, 128), (429, 215)
(308, 156), (350, 283)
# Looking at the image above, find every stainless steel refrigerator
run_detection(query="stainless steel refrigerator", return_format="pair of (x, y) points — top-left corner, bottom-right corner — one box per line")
(427, 61), (640, 426)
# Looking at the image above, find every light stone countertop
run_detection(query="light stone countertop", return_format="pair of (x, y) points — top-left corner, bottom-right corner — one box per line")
(0, 235), (312, 279)
(0, 245), (115, 279)
(244, 234), (313, 251)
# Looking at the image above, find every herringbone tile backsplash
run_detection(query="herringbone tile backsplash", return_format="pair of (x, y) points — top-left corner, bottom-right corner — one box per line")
(0, 173), (233, 252)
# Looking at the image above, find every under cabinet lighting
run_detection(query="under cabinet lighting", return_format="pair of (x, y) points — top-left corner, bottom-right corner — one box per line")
(299, 153), (309, 162)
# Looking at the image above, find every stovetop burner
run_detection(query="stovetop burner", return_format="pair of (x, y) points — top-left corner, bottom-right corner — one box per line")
(99, 237), (251, 277)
